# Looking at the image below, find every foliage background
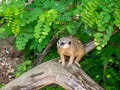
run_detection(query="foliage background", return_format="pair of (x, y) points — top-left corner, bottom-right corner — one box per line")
(0, 0), (120, 90)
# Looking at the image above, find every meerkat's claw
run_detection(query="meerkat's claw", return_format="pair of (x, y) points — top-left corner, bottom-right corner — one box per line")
(58, 59), (62, 63)
(75, 62), (81, 67)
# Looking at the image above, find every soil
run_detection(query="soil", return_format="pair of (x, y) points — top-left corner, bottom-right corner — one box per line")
(0, 37), (23, 84)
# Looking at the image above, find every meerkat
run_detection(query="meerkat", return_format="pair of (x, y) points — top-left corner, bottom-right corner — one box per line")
(57, 36), (85, 67)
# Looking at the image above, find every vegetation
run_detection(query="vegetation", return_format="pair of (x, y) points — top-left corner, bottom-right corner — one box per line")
(0, 0), (120, 90)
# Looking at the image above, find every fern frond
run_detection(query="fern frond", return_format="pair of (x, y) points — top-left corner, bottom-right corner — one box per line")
(11, 20), (20, 35)
(80, 0), (98, 27)
(20, 8), (42, 26)
(15, 29), (33, 50)
(34, 9), (58, 42)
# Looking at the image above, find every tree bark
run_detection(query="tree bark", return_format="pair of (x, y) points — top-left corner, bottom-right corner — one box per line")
(1, 58), (104, 90)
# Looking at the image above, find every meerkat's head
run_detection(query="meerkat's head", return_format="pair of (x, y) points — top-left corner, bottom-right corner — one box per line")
(57, 37), (72, 48)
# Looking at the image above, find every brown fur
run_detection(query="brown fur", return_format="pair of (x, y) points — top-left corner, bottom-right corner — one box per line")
(57, 36), (85, 67)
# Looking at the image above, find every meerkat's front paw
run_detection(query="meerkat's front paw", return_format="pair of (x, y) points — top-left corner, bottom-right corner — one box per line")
(58, 59), (62, 63)
(74, 61), (81, 67)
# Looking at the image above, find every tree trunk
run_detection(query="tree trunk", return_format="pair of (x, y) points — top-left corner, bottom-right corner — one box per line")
(1, 58), (104, 90)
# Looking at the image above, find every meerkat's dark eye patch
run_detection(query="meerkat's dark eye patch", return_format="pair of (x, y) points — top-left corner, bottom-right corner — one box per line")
(68, 41), (71, 45)
(61, 42), (65, 46)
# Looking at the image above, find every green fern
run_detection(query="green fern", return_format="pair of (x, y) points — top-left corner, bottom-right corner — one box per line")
(20, 8), (42, 26)
(15, 27), (33, 50)
(75, 0), (116, 50)
(0, 1), (25, 36)
(78, 0), (98, 27)
(11, 20), (20, 35)
(30, 35), (51, 53)
(34, 9), (58, 42)
(1, 7), (13, 24)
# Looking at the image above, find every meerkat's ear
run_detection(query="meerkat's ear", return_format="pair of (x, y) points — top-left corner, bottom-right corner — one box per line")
(68, 41), (71, 45)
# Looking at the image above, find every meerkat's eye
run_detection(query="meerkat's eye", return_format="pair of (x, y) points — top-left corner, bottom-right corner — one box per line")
(61, 42), (65, 46)
(68, 41), (71, 45)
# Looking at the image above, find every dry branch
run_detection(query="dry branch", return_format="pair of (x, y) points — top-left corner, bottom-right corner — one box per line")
(1, 58), (104, 90)
(32, 35), (57, 67)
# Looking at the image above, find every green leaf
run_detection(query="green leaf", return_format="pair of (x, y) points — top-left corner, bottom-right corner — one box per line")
(25, 60), (32, 65)
(104, 14), (110, 23)
(15, 72), (21, 78)
(17, 65), (23, 71)
(104, 35), (110, 42)
(94, 33), (103, 38)
(77, 5), (82, 10)
(22, 66), (27, 71)
(97, 46), (102, 50)
(98, 27), (105, 32)
(106, 25), (113, 35)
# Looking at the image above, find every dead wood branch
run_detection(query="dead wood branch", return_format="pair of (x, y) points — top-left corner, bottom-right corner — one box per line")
(32, 35), (57, 67)
(1, 58), (104, 90)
